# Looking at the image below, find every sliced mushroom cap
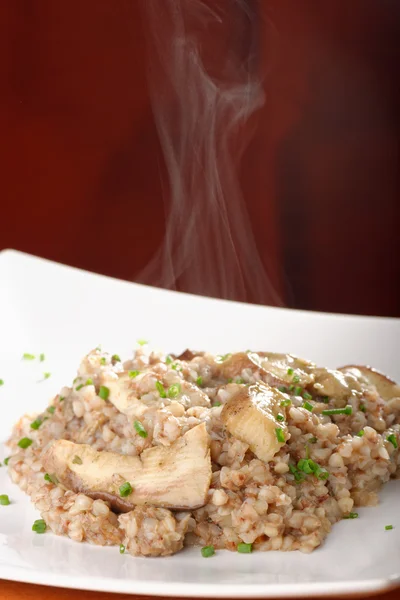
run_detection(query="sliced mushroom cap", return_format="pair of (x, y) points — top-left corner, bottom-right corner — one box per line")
(219, 352), (285, 387)
(42, 423), (211, 512)
(221, 382), (289, 463)
(339, 366), (400, 401)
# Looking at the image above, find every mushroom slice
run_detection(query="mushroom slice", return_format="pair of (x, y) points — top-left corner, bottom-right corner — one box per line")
(219, 352), (285, 387)
(339, 366), (400, 401)
(42, 423), (211, 512)
(221, 382), (289, 463)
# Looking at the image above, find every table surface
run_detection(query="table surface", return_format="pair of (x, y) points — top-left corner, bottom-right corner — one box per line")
(1, 580), (399, 600)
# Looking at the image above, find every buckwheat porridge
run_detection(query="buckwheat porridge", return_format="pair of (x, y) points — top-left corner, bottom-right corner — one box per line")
(5, 347), (400, 557)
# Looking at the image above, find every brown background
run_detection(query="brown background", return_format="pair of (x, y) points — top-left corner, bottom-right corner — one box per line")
(0, 0), (399, 317)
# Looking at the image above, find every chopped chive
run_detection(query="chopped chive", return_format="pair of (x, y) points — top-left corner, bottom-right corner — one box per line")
(167, 383), (181, 399)
(359, 404), (366, 412)
(322, 405), (352, 416)
(280, 399), (291, 407)
(3, 457), (10, 466)
(85, 378), (93, 386)
(276, 414), (285, 422)
(297, 458), (318, 475)
(321, 396), (330, 403)
(287, 367), (294, 376)
(289, 464), (305, 483)
(288, 385), (294, 391)
(196, 376), (203, 386)
(292, 375), (300, 383)
(95, 345), (102, 351)
(18, 437), (33, 449)
(44, 473), (58, 484)
(99, 386), (110, 401)
(387, 434), (398, 449)
(217, 353), (232, 362)
(134, 420), (148, 438)
(111, 354), (121, 362)
(100, 357), (107, 365)
(22, 353), (35, 360)
(0, 494), (10, 505)
(59, 396), (65, 402)
(165, 355), (173, 365)
(213, 402), (222, 407)
(0, 379), (3, 386)
(315, 467), (330, 480)
(357, 430), (365, 437)
(32, 519), (47, 533)
(235, 377), (245, 384)
(39, 353), (45, 362)
(275, 428), (285, 443)
(75, 384), (84, 391)
(128, 370), (140, 379)
(294, 386), (303, 396)
(137, 339), (148, 346)
(73, 377), (79, 384)
(278, 386), (287, 393)
(237, 542), (252, 553)
(227, 378), (233, 383)
(119, 543), (126, 554)
(47, 406), (55, 414)
(155, 381), (166, 398)
(119, 482), (133, 497)
(30, 418), (42, 430)
(309, 436), (318, 444)
(171, 363), (181, 371)
(201, 545), (215, 558)
(43, 372), (51, 380)
(343, 512), (358, 519)
(305, 444), (310, 459)
(303, 391), (313, 400)
(302, 401), (313, 412)
(72, 455), (82, 465)
(385, 525), (393, 530)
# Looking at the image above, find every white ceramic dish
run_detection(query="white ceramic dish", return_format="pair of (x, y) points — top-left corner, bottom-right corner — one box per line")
(0, 249), (399, 598)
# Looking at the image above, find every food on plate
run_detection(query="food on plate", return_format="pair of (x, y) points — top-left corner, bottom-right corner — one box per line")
(6, 347), (400, 557)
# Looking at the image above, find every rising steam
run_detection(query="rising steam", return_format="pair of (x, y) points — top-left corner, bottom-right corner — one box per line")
(138, 0), (281, 305)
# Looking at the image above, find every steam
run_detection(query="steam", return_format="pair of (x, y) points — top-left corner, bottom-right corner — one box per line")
(139, 0), (281, 305)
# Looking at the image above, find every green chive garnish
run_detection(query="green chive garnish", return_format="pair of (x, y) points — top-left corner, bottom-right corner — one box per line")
(287, 368), (294, 376)
(165, 355), (173, 365)
(275, 428), (285, 443)
(303, 391), (312, 400)
(99, 386), (110, 401)
(0, 379), (4, 386)
(134, 420), (148, 438)
(343, 512), (358, 519)
(167, 383), (181, 399)
(292, 375), (300, 384)
(155, 381), (166, 398)
(315, 467), (329, 480)
(75, 384), (84, 391)
(201, 545), (215, 558)
(111, 354), (121, 362)
(227, 378), (233, 383)
(280, 399), (291, 407)
(321, 396), (329, 403)
(309, 436), (318, 443)
(119, 482), (133, 497)
(39, 353), (45, 362)
(237, 543), (252, 553)
(59, 396), (65, 402)
(30, 418), (42, 430)
(128, 370), (140, 379)
(322, 406), (352, 416)
(22, 353), (35, 360)
(72, 455), (82, 465)
(43, 372), (51, 380)
(196, 376), (203, 386)
(217, 354), (232, 362)
(100, 357), (107, 365)
(44, 473), (58, 484)
(4, 457), (10, 465)
(119, 544), (126, 554)
(302, 401), (313, 412)
(85, 378), (93, 386)
(276, 414), (285, 422)
(359, 404), (366, 412)
(137, 340), (148, 346)
(387, 434), (398, 449)
(297, 458), (318, 475)
(236, 377), (245, 384)
(385, 525), (393, 530)
(47, 406), (55, 414)
(0, 494), (10, 505)
(32, 519), (47, 533)
(357, 430), (365, 437)
(294, 386), (302, 396)
(213, 402), (222, 407)
(18, 437), (33, 449)
(278, 386), (287, 393)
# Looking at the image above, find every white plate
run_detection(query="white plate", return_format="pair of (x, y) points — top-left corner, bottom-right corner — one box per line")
(0, 249), (399, 598)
